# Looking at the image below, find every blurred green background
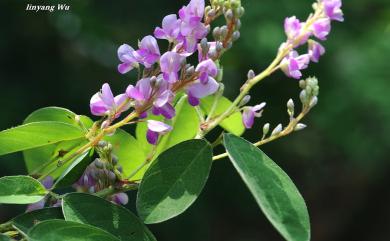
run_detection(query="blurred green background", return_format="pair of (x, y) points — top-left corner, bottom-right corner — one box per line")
(0, 0), (389, 240)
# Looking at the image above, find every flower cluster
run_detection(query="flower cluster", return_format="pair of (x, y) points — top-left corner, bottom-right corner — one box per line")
(90, 0), (244, 145)
(73, 141), (129, 205)
(280, 0), (343, 79)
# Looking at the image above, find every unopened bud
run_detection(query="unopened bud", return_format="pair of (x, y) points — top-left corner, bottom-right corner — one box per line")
(299, 90), (307, 104)
(220, 25), (228, 38)
(247, 69), (255, 80)
(271, 124), (283, 136)
(235, 19), (242, 30)
(108, 171), (116, 182)
(309, 96), (318, 108)
(216, 41), (223, 52)
(239, 95), (251, 106)
(232, 31), (240, 41)
(111, 155), (119, 165)
(213, 27), (221, 39)
(299, 80), (306, 89)
(97, 141), (108, 148)
(263, 123), (270, 136)
(200, 38), (209, 52)
(225, 9), (234, 20)
(287, 99), (295, 116)
(186, 66), (195, 75)
(94, 158), (104, 169)
(294, 123), (307, 131)
(101, 120), (110, 129)
(207, 9), (216, 18)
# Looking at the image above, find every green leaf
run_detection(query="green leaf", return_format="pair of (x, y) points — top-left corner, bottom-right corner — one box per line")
(200, 95), (245, 136)
(12, 207), (63, 234)
(23, 107), (92, 173)
(0, 176), (47, 204)
(24, 107), (93, 128)
(63, 193), (156, 241)
(0, 122), (84, 156)
(0, 234), (10, 241)
(136, 95), (200, 157)
(104, 129), (146, 180)
(223, 134), (310, 241)
(27, 220), (120, 241)
(137, 139), (212, 224)
(53, 150), (92, 188)
(156, 96), (200, 154)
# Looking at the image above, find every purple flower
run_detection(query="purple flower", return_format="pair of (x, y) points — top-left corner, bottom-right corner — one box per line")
(177, 0), (208, 53)
(26, 176), (53, 212)
(187, 77), (219, 106)
(154, 14), (181, 42)
(117, 44), (138, 74)
(179, 0), (205, 34)
(312, 18), (331, 41)
(134, 36), (161, 68)
(308, 40), (325, 62)
(146, 120), (172, 145)
(280, 51), (310, 79)
(242, 103), (266, 129)
(160, 51), (185, 83)
(195, 59), (218, 84)
(126, 77), (175, 119)
(111, 192), (129, 205)
(90, 83), (129, 117)
(322, 0), (344, 22)
(284, 16), (302, 40)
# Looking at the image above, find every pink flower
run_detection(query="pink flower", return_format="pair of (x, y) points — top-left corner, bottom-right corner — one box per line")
(242, 103), (266, 129)
(280, 51), (310, 79)
(90, 83), (129, 117)
(146, 120), (172, 145)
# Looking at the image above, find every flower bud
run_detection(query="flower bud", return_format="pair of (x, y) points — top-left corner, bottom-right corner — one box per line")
(111, 155), (119, 165)
(207, 9), (216, 18)
(101, 120), (110, 129)
(235, 19), (242, 30)
(287, 99), (295, 116)
(232, 31), (240, 41)
(213, 27), (221, 39)
(239, 95), (251, 106)
(94, 158), (104, 169)
(299, 90), (307, 104)
(225, 9), (234, 21)
(309, 96), (318, 108)
(299, 80), (306, 89)
(271, 124), (283, 136)
(220, 25), (228, 38)
(200, 38), (209, 52)
(97, 141), (108, 148)
(247, 69), (255, 80)
(108, 171), (116, 182)
(263, 123), (270, 136)
(294, 123), (307, 131)
(216, 41), (223, 52)
(186, 66), (195, 75)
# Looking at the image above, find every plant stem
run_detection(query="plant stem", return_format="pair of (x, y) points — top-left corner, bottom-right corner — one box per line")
(212, 106), (310, 161)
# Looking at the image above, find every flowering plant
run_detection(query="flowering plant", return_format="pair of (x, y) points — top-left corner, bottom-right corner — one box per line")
(0, 0), (343, 240)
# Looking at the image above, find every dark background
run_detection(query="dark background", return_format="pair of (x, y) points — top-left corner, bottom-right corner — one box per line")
(0, 0), (389, 240)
